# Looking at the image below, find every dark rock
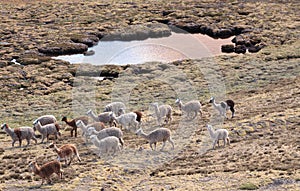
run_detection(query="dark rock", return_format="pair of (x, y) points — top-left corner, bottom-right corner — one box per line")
(103, 23), (171, 41)
(38, 43), (88, 56)
(203, 27), (219, 38)
(250, 37), (261, 45)
(248, 43), (265, 53)
(233, 26), (245, 35)
(16, 53), (51, 65)
(245, 40), (252, 47)
(221, 44), (235, 53)
(84, 50), (95, 56)
(171, 22), (201, 33)
(70, 34), (99, 47)
(162, 10), (175, 16)
(199, 25), (209, 34)
(238, 10), (252, 15)
(232, 35), (245, 45)
(217, 29), (234, 39)
(234, 45), (247, 54)
(153, 18), (170, 24)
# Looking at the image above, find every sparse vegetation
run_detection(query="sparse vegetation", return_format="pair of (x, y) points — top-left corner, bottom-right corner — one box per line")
(239, 182), (259, 190)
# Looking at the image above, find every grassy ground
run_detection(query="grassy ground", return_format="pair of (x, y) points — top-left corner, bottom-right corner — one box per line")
(0, 0), (299, 190)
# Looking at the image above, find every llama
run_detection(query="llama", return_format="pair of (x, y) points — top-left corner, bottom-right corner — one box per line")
(1, 123), (37, 147)
(206, 124), (230, 149)
(33, 121), (61, 143)
(48, 142), (81, 166)
(175, 99), (202, 120)
(135, 128), (174, 151)
(29, 160), (63, 186)
(209, 97), (235, 118)
(61, 116), (89, 137)
(150, 103), (172, 125)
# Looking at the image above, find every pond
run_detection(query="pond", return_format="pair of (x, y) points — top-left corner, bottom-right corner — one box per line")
(53, 32), (233, 65)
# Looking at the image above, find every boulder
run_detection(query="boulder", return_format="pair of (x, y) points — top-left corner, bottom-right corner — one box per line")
(232, 35), (246, 45)
(84, 50), (95, 56)
(170, 22), (201, 33)
(221, 44), (235, 53)
(70, 34), (99, 47)
(248, 43), (265, 53)
(103, 23), (171, 41)
(217, 29), (234, 39)
(38, 43), (88, 56)
(234, 45), (247, 54)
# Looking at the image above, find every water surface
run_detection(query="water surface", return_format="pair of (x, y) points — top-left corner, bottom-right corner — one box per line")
(54, 33), (233, 65)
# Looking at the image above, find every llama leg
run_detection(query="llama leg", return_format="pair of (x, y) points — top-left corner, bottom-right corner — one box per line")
(150, 143), (154, 150)
(47, 177), (52, 184)
(169, 138), (175, 149)
(41, 135), (45, 144)
(223, 138), (226, 147)
(68, 156), (73, 166)
(76, 152), (81, 162)
(213, 140), (217, 149)
(18, 139), (22, 147)
(74, 127), (77, 137)
(70, 128), (74, 137)
(32, 136), (38, 144)
(227, 137), (230, 146)
(26, 138), (30, 146)
(160, 141), (166, 151)
(12, 140), (16, 147)
(230, 107), (235, 118)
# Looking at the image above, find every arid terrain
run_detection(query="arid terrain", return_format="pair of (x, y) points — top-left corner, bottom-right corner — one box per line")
(0, 0), (299, 190)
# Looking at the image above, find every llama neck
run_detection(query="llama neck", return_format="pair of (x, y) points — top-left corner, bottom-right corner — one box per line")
(53, 144), (60, 153)
(32, 164), (41, 175)
(36, 123), (42, 131)
(4, 126), (14, 138)
(90, 111), (99, 121)
(153, 105), (160, 115)
(211, 99), (219, 109)
(139, 129), (149, 140)
(64, 118), (72, 125)
(78, 121), (86, 130)
(207, 127), (216, 138)
(178, 101), (183, 110)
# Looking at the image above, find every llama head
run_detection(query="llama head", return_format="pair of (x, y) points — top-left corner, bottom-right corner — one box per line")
(1, 123), (7, 130)
(206, 124), (213, 130)
(61, 116), (67, 122)
(209, 97), (215, 103)
(86, 109), (92, 115)
(118, 108), (125, 116)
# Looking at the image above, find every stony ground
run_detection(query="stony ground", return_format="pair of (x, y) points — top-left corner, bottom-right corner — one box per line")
(0, 0), (299, 190)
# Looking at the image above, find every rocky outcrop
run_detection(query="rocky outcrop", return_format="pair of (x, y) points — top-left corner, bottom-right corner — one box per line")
(38, 43), (88, 56)
(221, 44), (235, 53)
(70, 34), (99, 47)
(234, 45), (247, 54)
(103, 23), (171, 41)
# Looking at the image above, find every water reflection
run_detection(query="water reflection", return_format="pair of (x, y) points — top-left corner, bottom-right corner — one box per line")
(53, 33), (233, 65)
